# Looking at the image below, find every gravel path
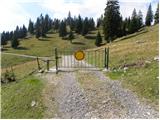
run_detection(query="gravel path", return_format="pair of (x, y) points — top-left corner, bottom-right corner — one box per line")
(93, 71), (159, 118)
(54, 72), (89, 119)
(40, 55), (159, 119)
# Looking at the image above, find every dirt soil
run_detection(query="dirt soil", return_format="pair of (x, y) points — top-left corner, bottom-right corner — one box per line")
(38, 55), (159, 119)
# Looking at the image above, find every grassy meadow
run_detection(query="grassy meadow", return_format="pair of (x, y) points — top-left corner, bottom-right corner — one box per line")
(1, 24), (159, 118)
(1, 29), (99, 118)
(87, 24), (159, 105)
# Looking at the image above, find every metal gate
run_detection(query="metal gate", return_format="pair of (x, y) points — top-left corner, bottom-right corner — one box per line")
(54, 47), (109, 73)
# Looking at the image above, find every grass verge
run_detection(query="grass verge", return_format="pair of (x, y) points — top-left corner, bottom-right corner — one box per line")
(1, 76), (45, 119)
(86, 25), (159, 105)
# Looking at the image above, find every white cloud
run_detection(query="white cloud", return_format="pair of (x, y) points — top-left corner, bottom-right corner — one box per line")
(0, 0), (31, 32)
(39, 0), (106, 20)
(0, 0), (158, 32)
(40, 0), (158, 21)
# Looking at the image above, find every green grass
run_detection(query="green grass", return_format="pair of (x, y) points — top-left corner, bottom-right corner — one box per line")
(2, 31), (98, 68)
(87, 24), (159, 105)
(1, 30), (99, 118)
(1, 76), (45, 119)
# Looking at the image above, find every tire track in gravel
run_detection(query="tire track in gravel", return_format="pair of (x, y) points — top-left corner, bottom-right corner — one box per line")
(40, 55), (159, 119)
(41, 72), (89, 119)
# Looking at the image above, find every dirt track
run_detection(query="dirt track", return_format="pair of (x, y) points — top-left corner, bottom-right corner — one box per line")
(39, 55), (159, 119)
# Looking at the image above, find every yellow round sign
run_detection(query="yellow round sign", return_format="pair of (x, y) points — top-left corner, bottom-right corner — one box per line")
(74, 50), (85, 61)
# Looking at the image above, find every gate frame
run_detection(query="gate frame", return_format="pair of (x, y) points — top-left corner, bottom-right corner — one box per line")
(54, 47), (109, 74)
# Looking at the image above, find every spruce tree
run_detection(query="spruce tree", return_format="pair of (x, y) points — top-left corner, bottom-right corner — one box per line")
(95, 31), (102, 47)
(68, 31), (74, 43)
(11, 31), (19, 49)
(28, 19), (34, 34)
(39, 14), (46, 37)
(67, 11), (72, 26)
(130, 8), (139, 33)
(137, 10), (143, 29)
(145, 3), (153, 26)
(154, 3), (159, 24)
(1, 32), (7, 47)
(126, 17), (130, 33)
(53, 19), (60, 32)
(35, 18), (41, 39)
(15, 26), (20, 38)
(22, 25), (27, 38)
(59, 20), (67, 37)
(75, 15), (83, 34)
(103, 0), (121, 42)
(82, 17), (89, 36)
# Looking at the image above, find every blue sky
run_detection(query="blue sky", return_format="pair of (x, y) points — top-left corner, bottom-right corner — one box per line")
(0, 0), (159, 32)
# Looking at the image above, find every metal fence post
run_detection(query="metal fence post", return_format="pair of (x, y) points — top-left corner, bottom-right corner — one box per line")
(106, 47), (109, 69)
(104, 48), (107, 68)
(104, 47), (109, 70)
(55, 48), (58, 74)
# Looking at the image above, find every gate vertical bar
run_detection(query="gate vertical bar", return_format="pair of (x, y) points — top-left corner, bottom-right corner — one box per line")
(55, 48), (58, 74)
(107, 47), (109, 69)
(104, 48), (107, 69)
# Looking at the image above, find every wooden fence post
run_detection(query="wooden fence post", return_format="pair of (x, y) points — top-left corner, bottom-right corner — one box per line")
(47, 60), (49, 71)
(36, 57), (41, 70)
(55, 48), (58, 74)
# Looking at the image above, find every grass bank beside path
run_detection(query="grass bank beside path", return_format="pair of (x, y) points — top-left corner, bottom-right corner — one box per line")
(1, 76), (45, 119)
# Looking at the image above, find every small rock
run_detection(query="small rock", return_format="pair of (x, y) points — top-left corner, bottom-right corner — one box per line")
(146, 112), (151, 115)
(136, 41), (145, 44)
(123, 67), (128, 72)
(145, 60), (151, 64)
(154, 56), (159, 61)
(31, 100), (36, 107)
(102, 100), (108, 104)
(38, 69), (44, 73)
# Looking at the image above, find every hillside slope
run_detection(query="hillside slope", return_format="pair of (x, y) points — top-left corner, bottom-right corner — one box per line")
(90, 24), (159, 106)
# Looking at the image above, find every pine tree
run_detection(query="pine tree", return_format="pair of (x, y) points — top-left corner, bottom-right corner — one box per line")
(1, 32), (8, 47)
(35, 17), (41, 39)
(130, 8), (139, 33)
(15, 26), (20, 38)
(22, 25), (27, 38)
(59, 20), (67, 37)
(53, 19), (60, 32)
(121, 20), (127, 36)
(126, 17), (131, 34)
(103, 0), (121, 42)
(44, 14), (53, 33)
(28, 19), (34, 34)
(68, 31), (74, 43)
(118, 15), (123, 37)
(39, 14), (46, 37)
(67, 11), (72, 26)
(145, 3), (153, 26)
(9, 31), (13, 40)
(75, 15), (83, 34)
(154, 3), (159, 24)
(11, 31), (19, 49)
(82, 17), (89, 36)
(95, 31), (102, 47)
(137, 10), (143, 29)
(97, 15), (104, 28)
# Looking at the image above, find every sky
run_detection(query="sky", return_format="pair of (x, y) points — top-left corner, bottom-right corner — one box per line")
(0, 0), (159, 32)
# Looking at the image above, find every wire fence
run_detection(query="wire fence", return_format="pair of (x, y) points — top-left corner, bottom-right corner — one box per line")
(1, 52), (55, 81)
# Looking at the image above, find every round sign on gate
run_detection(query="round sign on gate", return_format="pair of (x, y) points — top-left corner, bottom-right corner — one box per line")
(74, 50), (85, 61)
